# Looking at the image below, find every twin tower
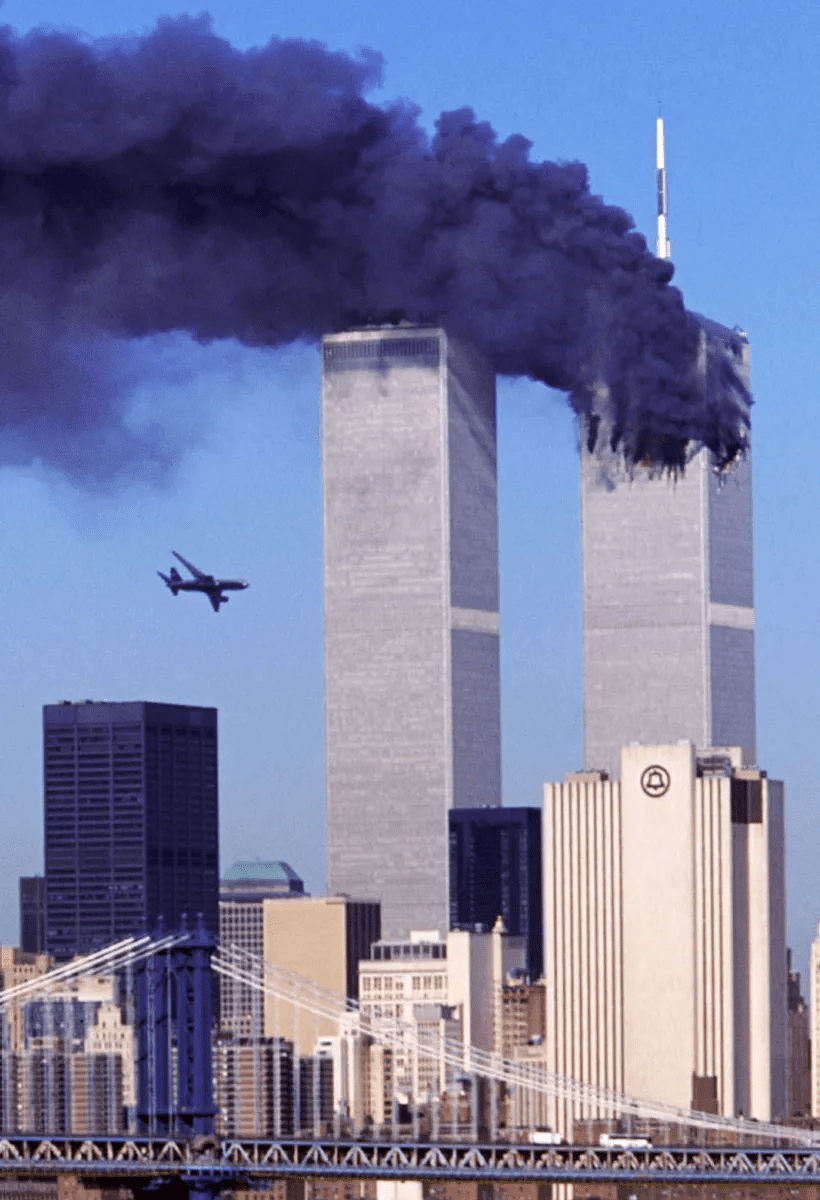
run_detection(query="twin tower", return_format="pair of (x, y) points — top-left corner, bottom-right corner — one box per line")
(322, 324), (755, 941)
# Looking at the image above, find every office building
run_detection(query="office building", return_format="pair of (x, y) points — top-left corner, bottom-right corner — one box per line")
(359, 925), (526, 1113)
(219, 860), (306, 1037)
(43, 700), (218, 959)
(449, 807), (542, 979)
(581, 319), (754, 776)
(19, 877), (45, 955)
(0, 946), (53, 1055)
(214, 1036), (295, 1137)
(220, 861), (305, 904)
(543, 742), (787, 1134)
(322, 327), (501, 939)
(786, 950), (810, 1117)
(262, 895), (380, 1054)
(810, 925), (820, 1118)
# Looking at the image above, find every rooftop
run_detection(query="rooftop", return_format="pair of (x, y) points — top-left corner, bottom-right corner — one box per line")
(222, 860), (303, 885)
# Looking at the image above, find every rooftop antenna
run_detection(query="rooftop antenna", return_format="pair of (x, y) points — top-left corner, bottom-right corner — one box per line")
(656, 114), (671, 260)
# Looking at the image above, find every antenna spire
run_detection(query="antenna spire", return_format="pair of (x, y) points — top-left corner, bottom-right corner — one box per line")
(656, 116), (671, 260)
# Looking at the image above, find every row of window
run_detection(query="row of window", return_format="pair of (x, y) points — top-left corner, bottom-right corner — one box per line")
(361, 974), (445, 992)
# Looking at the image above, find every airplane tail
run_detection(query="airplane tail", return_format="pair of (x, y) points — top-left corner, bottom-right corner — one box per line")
(157, 569), (181, 596)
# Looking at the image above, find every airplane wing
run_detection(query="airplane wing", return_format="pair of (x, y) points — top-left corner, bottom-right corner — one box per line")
(172, 551), (213, 582)
(208, 592), (224, 613)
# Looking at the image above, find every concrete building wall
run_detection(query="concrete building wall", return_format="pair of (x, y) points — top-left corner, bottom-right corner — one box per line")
(620, 743), (698, 1108)
(691, 773), (735, 1115)
(261, 896), (378, 1055)
(322, 328), (500, 940)
(543, 770), (623, 1135)
(581, 325), (755, 778)
(543, 743), (786, 1134)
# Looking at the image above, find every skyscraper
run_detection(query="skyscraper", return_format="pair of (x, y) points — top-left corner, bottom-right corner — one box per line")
(19, 876), (45, 954)
(543, 742), (787, 1131)
(448, 807), (543, 979)
(322, 327), (501, 939)
(43, 700), (219, 959)
(582, 318), (754, 776)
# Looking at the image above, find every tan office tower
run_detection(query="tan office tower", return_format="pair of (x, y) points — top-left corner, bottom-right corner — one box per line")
(543, 742), (787, 1134)
(322, 328), (501, 939)
(582, 319), (754, 777)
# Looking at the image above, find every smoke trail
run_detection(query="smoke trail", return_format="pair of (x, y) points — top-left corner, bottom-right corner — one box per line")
(0, 16), (748, 478)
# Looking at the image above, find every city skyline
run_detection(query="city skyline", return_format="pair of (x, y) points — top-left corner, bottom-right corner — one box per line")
(0, 0), (815, 983)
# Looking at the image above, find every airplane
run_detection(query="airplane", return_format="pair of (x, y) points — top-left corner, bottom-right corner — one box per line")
(158, 551), (249, 613)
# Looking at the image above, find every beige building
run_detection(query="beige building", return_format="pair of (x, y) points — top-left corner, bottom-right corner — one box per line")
(543, 742), (787, 1134)
(262, 896), (380, 1054)
(0, 947), (53, 1053)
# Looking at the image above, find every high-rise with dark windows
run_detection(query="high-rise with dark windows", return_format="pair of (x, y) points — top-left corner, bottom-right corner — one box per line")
(19, 876), (45, 954)
(449, 807), (542, 979)
(43, 701), (219, 960)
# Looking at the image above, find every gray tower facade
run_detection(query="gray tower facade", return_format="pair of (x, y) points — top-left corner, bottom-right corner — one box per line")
(322, 327), (500, 940)
(582, 319), (755, 777)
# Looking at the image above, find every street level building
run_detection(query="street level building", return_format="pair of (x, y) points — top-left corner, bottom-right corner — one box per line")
(543, 742), (786, 1133)
(43, 700), (219, 959)
(322, 327), (501, 938)
(581, 319), (754, 777)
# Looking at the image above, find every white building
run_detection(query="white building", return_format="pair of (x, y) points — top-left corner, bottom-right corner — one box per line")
(809, 925), (820, 1118)
(358, 925), (525, 1109)
(543, 742), (786, 1134)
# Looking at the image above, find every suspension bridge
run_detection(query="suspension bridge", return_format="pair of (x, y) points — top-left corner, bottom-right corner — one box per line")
(0, 923), (815, 1196)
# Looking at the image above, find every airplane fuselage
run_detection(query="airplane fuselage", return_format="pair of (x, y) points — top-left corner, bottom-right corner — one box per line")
(158, 552), (249, 612)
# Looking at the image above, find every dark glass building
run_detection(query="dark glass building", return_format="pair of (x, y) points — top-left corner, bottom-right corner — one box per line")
(19, 875), (45, 954)
(44, 701), (219, 959)
(449, 807), (542, 979)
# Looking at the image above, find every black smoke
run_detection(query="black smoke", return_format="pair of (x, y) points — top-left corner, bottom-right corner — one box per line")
(0, 15), (748, 479)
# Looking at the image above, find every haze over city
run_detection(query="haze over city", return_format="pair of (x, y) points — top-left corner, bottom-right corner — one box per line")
(0, 0), (817, 978)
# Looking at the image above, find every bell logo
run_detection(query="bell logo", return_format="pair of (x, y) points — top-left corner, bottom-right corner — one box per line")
(640, 765), (671, 797)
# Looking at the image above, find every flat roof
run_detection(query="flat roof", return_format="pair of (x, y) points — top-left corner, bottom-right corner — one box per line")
(222, 860), (302, 884)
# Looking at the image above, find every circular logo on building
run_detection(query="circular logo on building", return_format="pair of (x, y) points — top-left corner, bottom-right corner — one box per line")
(640, 765), (671, 797)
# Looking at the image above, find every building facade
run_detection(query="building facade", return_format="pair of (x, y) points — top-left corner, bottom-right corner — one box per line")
(543, 742), (787, 1133)
(261, 895), (380, 1055)
(581, 320), (754, 777)
(449, 807), (542, 979)
(219, 860), (306, 1038)
(43, 700), (219, 959)
(810, 925), (820, 1119)
(358, 926), (526, 1115)
(786, 949), (810, 1118)
(322, 327), (501, 939)
(19, 878), (45, 955)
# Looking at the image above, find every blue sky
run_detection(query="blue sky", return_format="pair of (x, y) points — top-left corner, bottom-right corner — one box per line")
(0, 0), (818, 976)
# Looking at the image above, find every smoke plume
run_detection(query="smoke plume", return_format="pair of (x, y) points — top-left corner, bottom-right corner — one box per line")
(0, 16), (749, 478)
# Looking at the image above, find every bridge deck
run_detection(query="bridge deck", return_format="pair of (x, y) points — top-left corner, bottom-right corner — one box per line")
(0, 1137), (819, 1185)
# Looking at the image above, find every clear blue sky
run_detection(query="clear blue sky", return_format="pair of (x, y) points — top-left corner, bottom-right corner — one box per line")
(0, 0), (818, 977)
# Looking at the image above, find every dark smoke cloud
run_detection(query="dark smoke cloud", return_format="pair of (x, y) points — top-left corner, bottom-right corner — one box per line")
(0, 16), (748, 478)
